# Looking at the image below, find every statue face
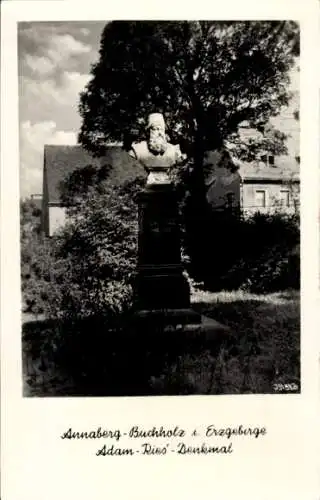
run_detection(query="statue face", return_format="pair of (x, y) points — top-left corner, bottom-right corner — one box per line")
(150, 124), (163, 133)
(147, 124), (167, 154)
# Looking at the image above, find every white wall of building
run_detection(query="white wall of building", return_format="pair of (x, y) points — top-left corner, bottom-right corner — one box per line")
(49, 206), (67, 236)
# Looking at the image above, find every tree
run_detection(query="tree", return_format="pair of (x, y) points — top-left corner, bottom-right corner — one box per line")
(20, 198), (53, 315)
(78, 21), (299, 285)
(226, 123), (288, 161)
(79, 21), (299, 171)
(20, 198), (42, 240)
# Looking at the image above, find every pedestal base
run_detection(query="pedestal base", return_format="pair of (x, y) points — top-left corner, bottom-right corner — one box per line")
(135, 184), (191, 311)
(133, 181), (231, 352)
(134, 270), (191, 310)
(131, 311), (231, 357)
(134, 308), (202, 325)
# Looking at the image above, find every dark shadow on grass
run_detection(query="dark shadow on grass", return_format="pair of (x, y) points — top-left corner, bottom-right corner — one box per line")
(22, 295), (300, 397)
(22, 314), (227, 397)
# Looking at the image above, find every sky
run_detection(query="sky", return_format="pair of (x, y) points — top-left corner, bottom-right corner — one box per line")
(18, 21), (300, 198)
(19, 21), (106, 197)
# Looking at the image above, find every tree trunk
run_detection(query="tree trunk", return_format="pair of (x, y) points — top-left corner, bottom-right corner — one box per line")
(183, 131), (212, 282)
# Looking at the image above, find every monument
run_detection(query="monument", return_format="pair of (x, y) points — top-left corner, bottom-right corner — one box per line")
(129, 112), (183, 186)
(129, 112), (230, 347)
(129, 113), (195, 318)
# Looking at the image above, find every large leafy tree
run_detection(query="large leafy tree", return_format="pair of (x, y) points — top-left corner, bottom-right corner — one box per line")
(78, 21), (299, 283)
(79, 21), (299, 168)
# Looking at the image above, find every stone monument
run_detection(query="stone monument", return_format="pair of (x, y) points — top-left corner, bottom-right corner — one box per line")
(129, 113), (183, 186)
(128, 113), (230, 347)
(129, 113), (195, 318)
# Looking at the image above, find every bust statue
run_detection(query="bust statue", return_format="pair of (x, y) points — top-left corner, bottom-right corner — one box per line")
(129, 113), (185, 186)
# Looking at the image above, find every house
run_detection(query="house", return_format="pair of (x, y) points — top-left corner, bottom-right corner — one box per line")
(239, 157), (300, 215)
(42, 144), (146, 236)
(203, 148), (299, 216)
(42, 142), (300, 236)
(30, 193), (43, 211)
(236, 104), (300, 215)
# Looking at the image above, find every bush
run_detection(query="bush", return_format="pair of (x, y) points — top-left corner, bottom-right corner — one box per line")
(42, 175), (143, 321)
(21, 168), (142, 323)
(21, 162), (300, 392)
(21, 198), (54, 315)
(185, 210), (300, 293)
(21, 171), (144, 388)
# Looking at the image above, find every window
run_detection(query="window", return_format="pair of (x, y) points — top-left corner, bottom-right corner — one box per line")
(260, 154), (275, 166)
(295, 155), (300, 164)
(261, 154), (267, 163)
(280, 190), (290, 207)
(226, 192), (235, 207)
(268, 155), (275, 166)
(255, 190), (266, 208)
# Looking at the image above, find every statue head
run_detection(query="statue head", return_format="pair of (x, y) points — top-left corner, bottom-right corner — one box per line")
(128, 112), (185, 186)
(146, 113), (168, 155)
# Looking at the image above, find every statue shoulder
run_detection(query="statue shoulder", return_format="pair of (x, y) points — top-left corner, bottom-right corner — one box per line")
(167, 143), (186, 164)
(166, 143), (180, 153)
(130, 141), (149, 160)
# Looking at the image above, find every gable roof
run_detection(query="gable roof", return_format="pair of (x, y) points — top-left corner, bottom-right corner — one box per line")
(239, 156), (300, 182)
(44, 144), (146, 204)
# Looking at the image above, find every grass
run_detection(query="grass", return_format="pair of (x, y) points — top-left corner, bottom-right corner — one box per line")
(22, 288), (300, 396)
(170, 288), (300, 394)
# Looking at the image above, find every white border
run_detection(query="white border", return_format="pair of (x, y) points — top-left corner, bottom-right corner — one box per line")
(1, 1), (319, 499)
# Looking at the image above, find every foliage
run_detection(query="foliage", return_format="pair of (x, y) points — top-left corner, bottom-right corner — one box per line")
(20, 198), (42, 238)
(78, 21), (299, 275)
(58, 163), (113, 208)
(21, 183), (300, 396)
(185, 211), (300, 293)
(20, 198), (52, 315)
(41, 166), (143, 320)
(79, 21), (299, 164)
(226, 123), (288, 162)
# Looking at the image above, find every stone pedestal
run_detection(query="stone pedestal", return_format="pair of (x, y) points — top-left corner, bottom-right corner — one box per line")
(134, 184), (196, 314)
(133, 179), (231, 354)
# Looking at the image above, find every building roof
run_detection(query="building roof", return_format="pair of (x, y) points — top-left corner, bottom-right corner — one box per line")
(44, 144), (146, 203)
(239, 156), (300, 182)
(43, 145), (300, 205)
(30, 194), (43, 211)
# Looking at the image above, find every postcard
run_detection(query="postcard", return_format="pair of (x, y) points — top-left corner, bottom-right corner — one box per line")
(1, 1), (319, 499)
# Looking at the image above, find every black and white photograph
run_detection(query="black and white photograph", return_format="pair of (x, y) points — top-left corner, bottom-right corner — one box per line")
(2, 2), (320, 499)
(19, 20), (301, 397)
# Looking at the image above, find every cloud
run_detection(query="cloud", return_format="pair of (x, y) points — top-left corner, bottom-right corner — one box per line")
(19, 23), (95, 132)
(80, 28), (90, 36)
(21, 34), (93, 79)
(20, 71), (91, 131)
(22, 72), (91, 106)
(20, 121), (77, 198)
(19, 24), (98, 79)
(18, 22), (105, 198)
(24, 54), (56, 76)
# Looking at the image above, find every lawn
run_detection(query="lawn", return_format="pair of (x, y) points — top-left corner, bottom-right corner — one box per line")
(22, 289), (300, 396)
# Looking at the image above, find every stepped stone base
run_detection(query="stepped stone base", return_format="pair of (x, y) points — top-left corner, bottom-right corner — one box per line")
(133, 181), (231, 354)
(134, 308), (202, 325)
(132, 308), (231, 356)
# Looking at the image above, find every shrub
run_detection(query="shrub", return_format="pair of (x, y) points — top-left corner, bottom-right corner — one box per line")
(22, 171), (144, 387)
(185, 210), (300, 293)
(20, 198), (54, 315)
(42, 175), (143, 321)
